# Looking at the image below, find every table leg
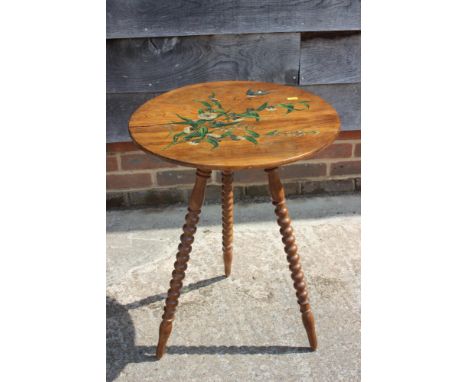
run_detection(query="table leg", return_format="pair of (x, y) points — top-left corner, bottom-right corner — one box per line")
(222, 170), (234, 277)
(265, 167), (318, 350)
(156, 168), (211, 360)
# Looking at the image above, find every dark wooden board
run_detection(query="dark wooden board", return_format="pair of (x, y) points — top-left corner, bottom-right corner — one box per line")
(107, 33), (300, 94)
(300, 32), (360, 85)
(107, 0), (361, 39)
(107, 92), (161, 142)
(107, 84), (360, 143)
(301, 83), (360, 131)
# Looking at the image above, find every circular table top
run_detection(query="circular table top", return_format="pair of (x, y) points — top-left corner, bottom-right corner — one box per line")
(129, 81), (340, 170)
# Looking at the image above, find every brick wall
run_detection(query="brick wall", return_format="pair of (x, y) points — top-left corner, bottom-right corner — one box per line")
(106, 131), (360, 208)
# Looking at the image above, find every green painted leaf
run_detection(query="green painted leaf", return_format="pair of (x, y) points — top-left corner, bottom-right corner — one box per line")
(236, 110), (260, 121)
(211, 99), (222, 109)
(206, 136), (219, 149)
(265, 130), (278, 136)
(246, 129), (260, 138)
(244, 136), (258, 145)
(230, 135), (240, 141)
(184, 131), (201, 140)
(277, 103), (295, 114)
(201, 101), (212, 108)
(172, 131), (187, 143)
(220, 131), (233, 138)
(256, 102), (268, 111)
(199, 126), (208, 138)
(298, 100), (310, 109)
(212, 121), (241, 128)
(176, 114), (194, 123)
(170, 121), (192, 125)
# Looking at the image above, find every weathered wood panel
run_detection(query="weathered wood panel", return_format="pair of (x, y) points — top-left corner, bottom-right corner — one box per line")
(107, 33), (300, 94)
(301, 83), (360, 131)
(107, 83), (360, 142)
(107, 92), (160, 142)
(300, 32), (360, 85)
(107, 0), (361, 39)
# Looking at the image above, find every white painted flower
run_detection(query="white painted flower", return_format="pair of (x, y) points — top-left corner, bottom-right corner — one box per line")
(198, 112), (218, 120)
(188, 141), (199, 145)
(287, 97), (298, 100)
(266, 106), (277, 111)
(207, 133), (221, 138)
(183, 126), (191, 134)
(232, 118), (244, 122)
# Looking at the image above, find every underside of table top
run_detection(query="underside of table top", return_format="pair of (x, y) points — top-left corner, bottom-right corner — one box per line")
(129, 81), (340, 170)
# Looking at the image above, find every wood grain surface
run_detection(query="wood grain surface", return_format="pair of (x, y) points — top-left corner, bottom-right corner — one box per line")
(300, 32), (360, 84)
(107, 0), (360, 39)
(303, 83), (360, 131)
(107, 84), (359, 142)
(156, 169), (211, 360)
(266, 167), (318, 349)
(107, 34), (300, 93)
(129, 81), (340, 170)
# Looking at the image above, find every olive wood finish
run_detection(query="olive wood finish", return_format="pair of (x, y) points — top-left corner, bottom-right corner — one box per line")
(155, 169), (211, 360)
(127, 81), (339, 360)
(266, 167), (318, 350)
(222, 170), (234, 277)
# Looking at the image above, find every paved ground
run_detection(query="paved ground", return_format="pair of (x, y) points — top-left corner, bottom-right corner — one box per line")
(107, 195), (361, 382)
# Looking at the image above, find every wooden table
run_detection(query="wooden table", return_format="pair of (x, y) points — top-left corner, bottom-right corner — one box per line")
(129, 81), (340, 360)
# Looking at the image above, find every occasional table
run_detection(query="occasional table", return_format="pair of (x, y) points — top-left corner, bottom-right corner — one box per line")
(129, 81), (340, 359)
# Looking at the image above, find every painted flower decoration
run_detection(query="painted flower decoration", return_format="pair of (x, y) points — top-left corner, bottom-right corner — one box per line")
(164, 90), (319, 150)
(198, 112), (218, 120)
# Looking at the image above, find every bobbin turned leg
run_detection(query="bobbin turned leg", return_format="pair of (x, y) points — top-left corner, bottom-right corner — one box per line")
(156, 169), (211, 360)
(266, 167), (318, 350)
(221, 170), (234, 277)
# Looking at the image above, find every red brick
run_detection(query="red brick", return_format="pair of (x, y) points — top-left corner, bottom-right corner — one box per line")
(121, 153), (176, 170)
(330, 160), (361, 176)
(338, 130), (360, 140)
(279, 163), (326, 179)
(312, 143), (353, 159)
(156, 170), (203, 186)
(354, 143), (361, 158)
(106, 156), (118, 172)
(106, 141), (139, 153)
(107, 173), (152, 190)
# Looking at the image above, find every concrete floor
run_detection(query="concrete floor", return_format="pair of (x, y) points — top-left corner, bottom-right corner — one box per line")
(107, 195), (361, 382)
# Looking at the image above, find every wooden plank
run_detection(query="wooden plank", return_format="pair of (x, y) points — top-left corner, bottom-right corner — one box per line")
(300, 32), (360, 85)
(106, 0), (361, 39)
(107, 83), (360, 142)
(107, 92), (160, 142)
(107, 33), (300, 94)
(301, 83), (360, 131)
